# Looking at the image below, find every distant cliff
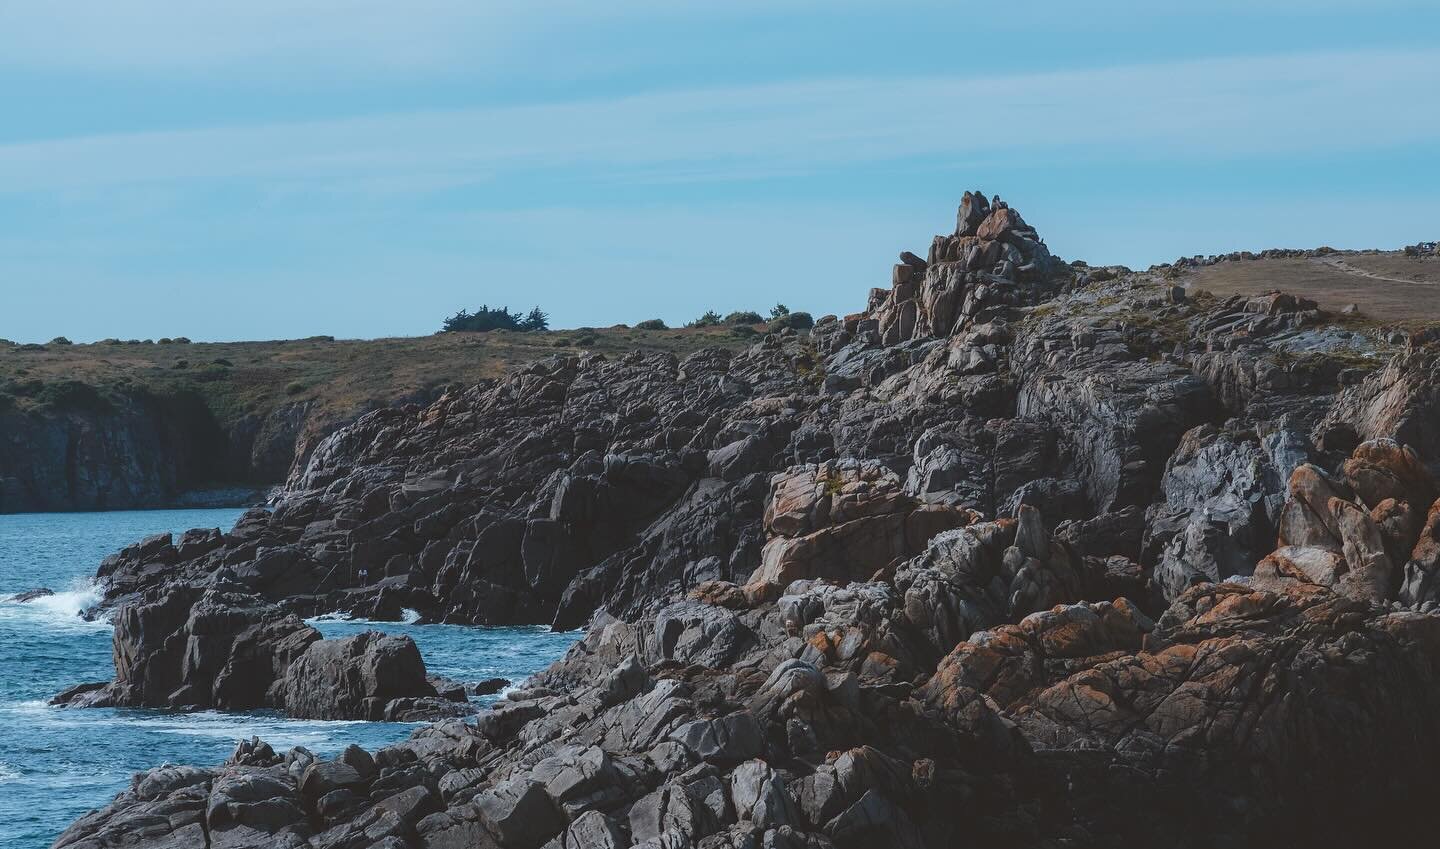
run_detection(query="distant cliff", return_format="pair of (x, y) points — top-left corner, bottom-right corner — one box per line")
(0, 327), (756, 512)
(0, 386), (296, 512)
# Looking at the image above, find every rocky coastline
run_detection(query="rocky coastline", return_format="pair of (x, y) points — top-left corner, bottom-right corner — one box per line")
(50, 192), (1440, 848)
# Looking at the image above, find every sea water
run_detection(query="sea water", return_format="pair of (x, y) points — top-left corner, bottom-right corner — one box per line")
(0, 508), (579, 849)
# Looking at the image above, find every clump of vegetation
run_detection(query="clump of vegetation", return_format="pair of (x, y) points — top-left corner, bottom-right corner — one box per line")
(49, 336), (73, 346)
(731, 325), (758, 338)
(686, 310), (723, 328)
(767, 311), (814, 332)
(442, 305), (549, 333)
(689, 308), (782, 328)
(793, 338), (824, 389)
(636, 319), (668, 330)
(1110, 310), (1191, 358)
(285, 381), (308, 396)
(724, 310), (764, 325)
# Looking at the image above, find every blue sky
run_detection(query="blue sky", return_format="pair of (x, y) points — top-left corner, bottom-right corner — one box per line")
(2, 1), (1438, 342)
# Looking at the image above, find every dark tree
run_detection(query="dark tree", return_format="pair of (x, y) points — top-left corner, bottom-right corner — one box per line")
(521, 307), (550, 331)
(441, 304), (545, 333)
(687, 310), (723, 328)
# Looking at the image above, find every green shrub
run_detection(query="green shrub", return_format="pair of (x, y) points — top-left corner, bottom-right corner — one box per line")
(767, 311), (814, 332)
(724, 310), (763, 325)
(769, 303), (790, 320)
(687, 310), (723, 328)
(285, 381), (307, 396)
(731, 325), (758, 338)
(636, 319), (668, 330)
(49, 336), (73, 345)
(441, 305), (548, 333)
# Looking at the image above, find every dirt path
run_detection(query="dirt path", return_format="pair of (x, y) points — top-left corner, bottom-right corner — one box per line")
(1314, 256), (1436, 286)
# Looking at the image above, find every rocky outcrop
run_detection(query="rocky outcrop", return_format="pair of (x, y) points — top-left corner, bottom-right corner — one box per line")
(858, 191), (1060, 345)
(742, 459), (972, 602)
(1251, 438), (1439, 605)
(55, 193), (1440, 847)
(1317, 349), (1440, 471)
(54, 583), (465, 721)
(1141, 424), (1309, 602)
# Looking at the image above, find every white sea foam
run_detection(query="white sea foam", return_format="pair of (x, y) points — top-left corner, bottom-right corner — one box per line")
(0, 580), (110, 632)
(305, 607), (422, 626)
(8, 699), (55, 711)
(0, 760), (20, 783)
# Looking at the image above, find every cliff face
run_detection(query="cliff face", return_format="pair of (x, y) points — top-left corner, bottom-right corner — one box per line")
(55, 193), (1440, 848)
(0, 391), (307, 512)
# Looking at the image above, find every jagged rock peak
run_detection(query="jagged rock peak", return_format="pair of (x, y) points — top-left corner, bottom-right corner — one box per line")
(837, 190), (1061, 347)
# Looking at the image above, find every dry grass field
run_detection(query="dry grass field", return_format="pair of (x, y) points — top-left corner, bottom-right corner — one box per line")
(1179, 251), (1440, 327)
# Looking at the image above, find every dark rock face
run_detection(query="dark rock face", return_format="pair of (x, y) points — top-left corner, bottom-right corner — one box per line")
(0, 386), (410, 513)
(0, 394), (238, 513)
(279, 631), (441, 721)
(54, 584), (461, 721)
(55, 194), (1440, 847)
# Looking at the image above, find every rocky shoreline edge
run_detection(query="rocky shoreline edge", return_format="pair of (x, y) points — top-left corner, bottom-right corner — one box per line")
(49, 192), (1440, 848)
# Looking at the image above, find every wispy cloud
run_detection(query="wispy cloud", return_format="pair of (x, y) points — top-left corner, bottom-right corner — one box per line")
(1, 49), (1436, 196)
(0, 1), (1427, 74)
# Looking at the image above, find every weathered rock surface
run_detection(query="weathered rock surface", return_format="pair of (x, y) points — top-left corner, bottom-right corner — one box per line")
(53, 584), (462, 721)
(54, 194), (1440, 848)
